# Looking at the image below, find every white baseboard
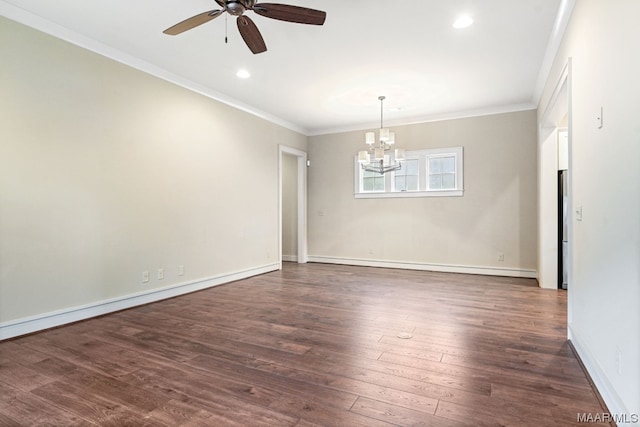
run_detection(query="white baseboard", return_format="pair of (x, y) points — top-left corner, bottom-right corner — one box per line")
(307, 256), (537, 278)
(0, 263), (280, 341)
(282, 255), (298, 262)
(569, 325), (635, 425)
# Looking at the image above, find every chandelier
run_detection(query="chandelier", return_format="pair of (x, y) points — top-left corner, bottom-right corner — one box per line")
(357, 96), (405, 174)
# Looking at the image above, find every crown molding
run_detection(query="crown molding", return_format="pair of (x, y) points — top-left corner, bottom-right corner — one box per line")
(0, 1), (309, 136)
(532, 0), (576, 106)
(308, 102), (536, 137)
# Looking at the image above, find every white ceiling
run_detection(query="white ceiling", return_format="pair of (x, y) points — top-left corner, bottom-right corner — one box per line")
(1, 0), (565, 135)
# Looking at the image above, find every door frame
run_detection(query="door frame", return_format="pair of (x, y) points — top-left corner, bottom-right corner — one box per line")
(538, 59), (571, 290)
(278, 145), (308, 267)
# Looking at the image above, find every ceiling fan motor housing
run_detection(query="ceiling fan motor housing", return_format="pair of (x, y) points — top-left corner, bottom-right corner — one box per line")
(226, 1), (246, 16)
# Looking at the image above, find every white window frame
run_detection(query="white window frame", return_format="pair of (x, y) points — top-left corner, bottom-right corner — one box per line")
(358, 154), (390, 193)
(391, 156), (421, 193)
(354, 146), (463, 199)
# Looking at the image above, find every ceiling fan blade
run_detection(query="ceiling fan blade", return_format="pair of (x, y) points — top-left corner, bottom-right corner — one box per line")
(163, 10), (224, 35)
(237, 16), (267, 54)
(253, 3), (326, 25)
(215, 0), (225, 7)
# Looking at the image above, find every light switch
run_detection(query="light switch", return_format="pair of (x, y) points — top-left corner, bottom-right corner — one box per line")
(596, 107), (603, 129)
(576, 205), (583, 221)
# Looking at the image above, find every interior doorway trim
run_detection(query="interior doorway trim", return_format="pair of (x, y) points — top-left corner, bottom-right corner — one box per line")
(278, 145), (308, 267)
(538, 58), (573, 290)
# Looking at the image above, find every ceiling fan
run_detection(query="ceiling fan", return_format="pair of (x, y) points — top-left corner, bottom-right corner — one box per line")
(163, 0), (326, 54)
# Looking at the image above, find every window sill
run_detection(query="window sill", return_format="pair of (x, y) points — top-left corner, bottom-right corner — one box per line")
(354, 190), (464, 199)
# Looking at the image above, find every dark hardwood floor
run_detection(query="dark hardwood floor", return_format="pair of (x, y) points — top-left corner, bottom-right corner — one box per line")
(0, 263), (610, 426)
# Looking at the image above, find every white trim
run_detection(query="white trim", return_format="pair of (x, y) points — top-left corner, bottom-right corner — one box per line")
(569, 326), (633, 424)
(355, 190), (463, 199)
(0, 263), (279, 341)
(537, 60), (571, 291)
(282, 255), (299, 262)
(540, 63), (570, 127)
(532, 0), (576, 105)
(308, 256), (536, 278)
(278, 145), (308, 265)
(0, 1), (542, 138)
(0, 1), (307, 136)
(310, 103), (536, 136)
(0, 1), (547, 138)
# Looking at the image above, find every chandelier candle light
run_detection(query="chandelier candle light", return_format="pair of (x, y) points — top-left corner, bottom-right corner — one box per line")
(358, 96), (405, 174)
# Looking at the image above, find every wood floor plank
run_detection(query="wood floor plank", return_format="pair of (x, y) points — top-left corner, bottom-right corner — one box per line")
(0, 263), (609, 426)
(378, 350), (596, 400)
(182, 353), (360, 411)
(269, 394), (398, 427)
(350, 396), (472, 427)
(123, 363), (287, 414)
(0, 358), (55, 393)
(206, 351), (441, 415)
(0, 382), (94, 426)
(30, 379), (146, 425)
(434, 399), (608, 427)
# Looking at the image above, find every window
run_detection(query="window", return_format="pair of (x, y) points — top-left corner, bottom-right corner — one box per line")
(393, 158), (419, 192)
(362, 168), (385, 192)
(355, 146), (463, 198)
(428, 155), (457, 190)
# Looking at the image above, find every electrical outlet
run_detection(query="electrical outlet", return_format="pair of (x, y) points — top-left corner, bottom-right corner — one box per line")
(157, 268), (164, 280)
(178, 265), (185, 276)
(498, 252), (505, 262)
(142, 271), (150, 283)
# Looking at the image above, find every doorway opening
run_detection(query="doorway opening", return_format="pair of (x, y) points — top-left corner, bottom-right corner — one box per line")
(557, 129), (569, 290)
(538, 60), (571, 291)
(278, 145), (308, 267)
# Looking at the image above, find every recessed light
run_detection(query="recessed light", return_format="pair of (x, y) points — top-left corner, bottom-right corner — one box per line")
(453, 15), (473, 29)
(236, 69), (251, 79)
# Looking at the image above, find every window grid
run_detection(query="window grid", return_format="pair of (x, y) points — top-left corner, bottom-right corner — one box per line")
(427, 155), (457, 190)
(362, 169), (385, 193)
(393, 158), (420, 192)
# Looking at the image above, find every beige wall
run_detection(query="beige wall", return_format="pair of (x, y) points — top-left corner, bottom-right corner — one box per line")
(308, 110), (538, 274)
(0, 17), (306, 324)
(538, 0), (640, 415)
